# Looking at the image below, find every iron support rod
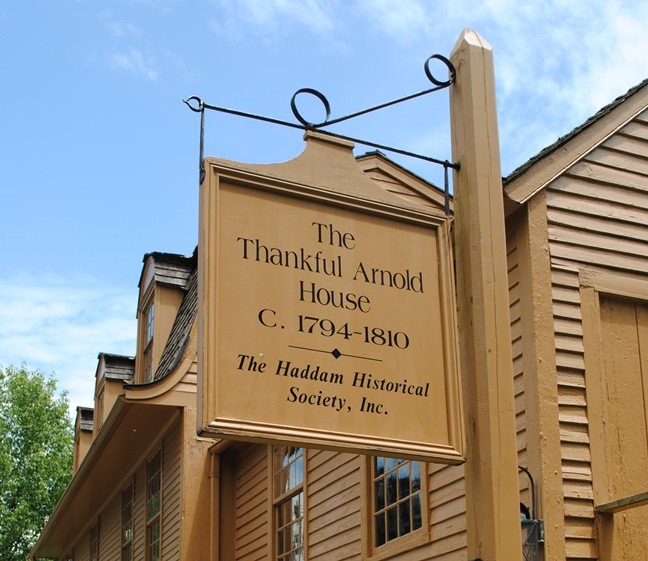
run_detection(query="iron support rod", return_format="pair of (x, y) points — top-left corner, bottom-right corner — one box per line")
(184, 52), (460, 186)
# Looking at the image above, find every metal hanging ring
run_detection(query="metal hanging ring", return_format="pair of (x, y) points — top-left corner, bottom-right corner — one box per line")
(290, 88), (331, 128)
(424, 54), (456, 87)
(183, 95), (204, 112)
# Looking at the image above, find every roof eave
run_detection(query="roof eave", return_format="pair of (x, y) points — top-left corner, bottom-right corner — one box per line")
(30, 399), (180, 559)
(504, 79), (648, 205)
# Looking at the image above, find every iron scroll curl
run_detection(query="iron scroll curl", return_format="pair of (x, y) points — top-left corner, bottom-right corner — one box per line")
(287, 54), (457, 131)
(424, 54), (455, 87)
(184, 95), (204, 113)
(290, 88), (332, 129)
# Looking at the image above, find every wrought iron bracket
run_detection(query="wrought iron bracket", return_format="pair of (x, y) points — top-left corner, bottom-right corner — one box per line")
(184, 53), (460, 213)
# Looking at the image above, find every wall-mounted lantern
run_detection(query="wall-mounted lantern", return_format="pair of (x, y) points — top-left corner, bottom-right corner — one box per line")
(519, 466), (545, 561)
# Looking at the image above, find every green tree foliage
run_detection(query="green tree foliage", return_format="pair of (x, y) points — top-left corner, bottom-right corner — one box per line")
(0, 365), (74, 561)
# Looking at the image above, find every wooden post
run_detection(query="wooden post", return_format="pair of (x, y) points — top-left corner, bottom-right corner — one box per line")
(449, 29), (523, 560)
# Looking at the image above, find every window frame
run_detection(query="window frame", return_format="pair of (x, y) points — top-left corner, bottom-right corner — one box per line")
(121, 479), (135, 561)
(95, 385), (105, 432)
(143, 346), (154, 382)
(146, 448), (162, 561)
(362, 456), (429, 560)
(89, 520), (100, 561)
(143, 299), (155, 382)
(145, 300), (155, 345)
(137, 288), (155, 383)
(271, 446), (306, 561)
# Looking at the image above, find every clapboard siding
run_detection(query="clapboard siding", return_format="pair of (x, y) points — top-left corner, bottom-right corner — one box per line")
(61, 418), (183, 561)
(508, 228), (532, 510)
(359, 166), (446, 212)
(162, 420), (182, 561)
(550, 266), (596, 558)
(566, 161), (648, 194)
(363, 169), (438, 208)
(75, 540), (90, 561)
(98, 495), (121, 561)
(234, 445), (270, 561)
(544, 110), (648, 559)
(587, 144), (648, 176)
(178, 359), (198, 393)
(429, 463), (465, 560)
(132, 460), (146, 561)
(307, 450), (361, 561)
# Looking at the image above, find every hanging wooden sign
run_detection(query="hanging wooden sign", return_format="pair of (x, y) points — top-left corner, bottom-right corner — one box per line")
(198, 132), (464, 463)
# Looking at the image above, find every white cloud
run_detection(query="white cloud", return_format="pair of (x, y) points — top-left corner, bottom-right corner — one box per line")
(377, 0), (648, 174)
(107, 21), (142, 39)
(203, 0), (647, 179)
(112, 47), (159, 80)
(0, 273), (137, 417)
(352, 0), (431, 44)
(212, 0), (340, 40)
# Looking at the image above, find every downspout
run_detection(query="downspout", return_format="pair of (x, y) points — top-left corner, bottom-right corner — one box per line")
(209, 452), (220, 561)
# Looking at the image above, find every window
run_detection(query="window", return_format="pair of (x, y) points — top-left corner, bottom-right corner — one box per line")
(145, 302), (155, 344)
(95, 387), (104, 430)
(90, 521), (99, 561)
(272, 446), (304, 561)
(147, 450), (162, 561)
(371, 457), (424, 550)
(122, 482), (134, 561)
(144, 348), (153, 382)
(144, 301), (155, 381)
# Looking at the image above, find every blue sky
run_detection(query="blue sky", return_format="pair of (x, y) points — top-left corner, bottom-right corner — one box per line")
(2, 0), (647, 415)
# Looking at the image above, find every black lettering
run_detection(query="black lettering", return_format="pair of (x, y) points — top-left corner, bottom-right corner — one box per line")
(298, 280), (371, 313)
(312, 222), (356, 249)
(258, 308), (277, 328)
(236, 354), (266, 373)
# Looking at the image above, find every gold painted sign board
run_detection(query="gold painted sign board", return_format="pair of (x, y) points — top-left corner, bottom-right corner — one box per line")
(199, 139), (464, 463)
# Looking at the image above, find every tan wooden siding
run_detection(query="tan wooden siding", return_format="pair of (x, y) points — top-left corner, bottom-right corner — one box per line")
(545, 109), (648, 560)
(551, 266), (596, 560)
(414, 226), (525, 561)
(307, 450), (361, 561)
(132, 460), (146, 561)
(178, 359), (199, 394)
(361, 169), (441, 210)
(98, 495), (121, 561)
(162, 420), (182, 561)
(507, 234), (532, 509)
(75, 540), (90, 561)
(61, 418), (184, 561)
(234, 444), (270, 561)
(428, 463), (465, 559)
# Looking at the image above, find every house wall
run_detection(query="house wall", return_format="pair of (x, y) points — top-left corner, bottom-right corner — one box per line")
(73, 427), (93, 474)
(232, 444), (271, 561)
(217, 199), (533, 561)
(225, 427), (524, 561)
(61, 418), (183, 561)
(543, 107), (648, 560)
(507, 221), (530, 505)
(308, 450), (361, 561)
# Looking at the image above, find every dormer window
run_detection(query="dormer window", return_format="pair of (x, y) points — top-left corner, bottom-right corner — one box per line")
(136, 251), (195, 384)
(144, 346), (153, 382)
(144, 301), (155, 381)
(146, 302), (155, 344)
